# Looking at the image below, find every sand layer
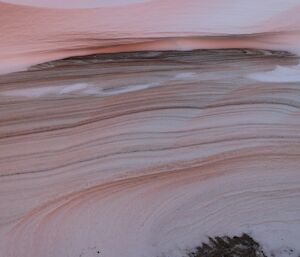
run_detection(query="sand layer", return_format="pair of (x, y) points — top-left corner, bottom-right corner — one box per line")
(0, 49), (300, 257)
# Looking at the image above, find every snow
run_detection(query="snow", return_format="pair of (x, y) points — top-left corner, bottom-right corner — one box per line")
(0, 82), (159, 98)
(248, 65), (300, 83)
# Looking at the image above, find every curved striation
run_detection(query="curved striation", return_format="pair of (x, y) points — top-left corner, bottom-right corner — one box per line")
(0, 49), (300, 257)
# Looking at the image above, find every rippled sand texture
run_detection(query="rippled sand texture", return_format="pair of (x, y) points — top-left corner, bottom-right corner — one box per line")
(0, 49), (300, 257)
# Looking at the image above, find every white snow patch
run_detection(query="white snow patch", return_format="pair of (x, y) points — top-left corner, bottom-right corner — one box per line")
(174, 72), (197, 80)
(248, 65), (300, 83)
(59, 83), (89, 94)
(0, 82), (159, 98)
(0, 83), (91, 98)
(251, 222), (300, 257)
(102, 82), (159, 95)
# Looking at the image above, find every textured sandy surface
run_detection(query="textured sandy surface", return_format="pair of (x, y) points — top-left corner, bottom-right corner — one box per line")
(0, 49), (299, 257)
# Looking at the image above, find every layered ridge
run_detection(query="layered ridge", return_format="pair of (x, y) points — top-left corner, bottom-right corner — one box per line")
(0, 50), (299, 257)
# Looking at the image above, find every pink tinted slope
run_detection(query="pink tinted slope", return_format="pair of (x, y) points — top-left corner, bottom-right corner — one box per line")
(1, 0), (300, 74)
